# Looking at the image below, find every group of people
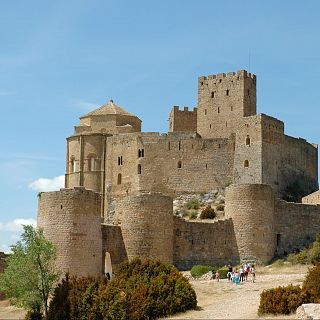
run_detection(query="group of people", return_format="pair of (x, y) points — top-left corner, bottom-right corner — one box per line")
(223, 263), (256, 284)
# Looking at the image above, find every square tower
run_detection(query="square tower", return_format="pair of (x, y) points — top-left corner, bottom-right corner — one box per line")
(197, 70), (256, 138)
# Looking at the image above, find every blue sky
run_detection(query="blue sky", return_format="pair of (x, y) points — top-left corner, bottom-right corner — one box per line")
(1, 0), (320, 252)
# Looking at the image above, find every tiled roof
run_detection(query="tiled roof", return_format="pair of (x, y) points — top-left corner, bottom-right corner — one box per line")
(80, 100), (135, 118)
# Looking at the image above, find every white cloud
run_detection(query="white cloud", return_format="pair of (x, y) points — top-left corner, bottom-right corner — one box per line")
(0, 218), (37, 253)
(28, 175), (64, 192)
(74, 99), (99, 111)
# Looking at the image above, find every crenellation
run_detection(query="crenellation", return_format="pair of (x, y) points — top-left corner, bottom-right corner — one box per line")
(37, 69), (319, 276)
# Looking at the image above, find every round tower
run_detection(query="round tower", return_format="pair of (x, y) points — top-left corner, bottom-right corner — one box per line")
(225, 184), (275, 264)
(37, 187), (102, 277)
(114, 193), (173, 263)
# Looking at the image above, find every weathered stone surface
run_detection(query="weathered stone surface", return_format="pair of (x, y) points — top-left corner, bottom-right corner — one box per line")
(296, 304), (320, 320)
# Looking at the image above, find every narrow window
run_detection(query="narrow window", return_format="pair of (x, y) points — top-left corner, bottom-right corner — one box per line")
(117, 173), (122, 185)
(168, 142), (170, 150)
(246, 136), (251, 146)
(200, 81), (204, 85)
(211, 91), (215, 98)
(89, 156), (96, 171)
(204, 109), (207, 115)
(137, 164), (142, 174)
(118, 156), (123, 166)
(218, 107), (220, 113)
(244, 160), (249, 168)
(70, 157), (76, 173)
(231, 106), (233, 111)
(226, 121), (228, 127)
(247, 89), (250, 96)
(178, 141), (181, 151)
(138, 149), (144, 158)
(205, 163), (208, 169)
(177, 161), (182, 169)
(276, 234), (281, 247)
(226, 89), (229, 96)
(218, 144), (221, 148)
(209, 124), (212, 129)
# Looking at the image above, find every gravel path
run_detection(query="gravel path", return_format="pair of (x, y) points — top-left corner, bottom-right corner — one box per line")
(167, 265), (309, 319)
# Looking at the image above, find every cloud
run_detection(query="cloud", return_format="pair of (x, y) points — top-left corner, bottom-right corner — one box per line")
(0, 218), (37, 253)
(28, 175), (64, 192)
(74, 99), (99, 111)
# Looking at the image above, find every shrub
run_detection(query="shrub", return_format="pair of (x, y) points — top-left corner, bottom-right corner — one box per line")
(303, 264), (320, 302)
(199, 207), (216, 219)
(190, 265), (215, 278)
(48, 259), (197, 320)
(188, 211), (198, 220)
(215, 204), (225, 211)
(287, 251), (310, 265)
(217, 267), (228, 279)
(258, 284), (307, 315)
(185, 199), (200, 210)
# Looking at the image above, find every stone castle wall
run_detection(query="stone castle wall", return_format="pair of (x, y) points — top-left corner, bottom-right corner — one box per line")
(38, 187), (102, 277)
(173, 217), (239, 270)
(225, 184), (275, 264)
(169, 106), (197, 133)
(114, 193), (173, 263)
(303, 191), (320, 204)
(274, 200), (320, 255)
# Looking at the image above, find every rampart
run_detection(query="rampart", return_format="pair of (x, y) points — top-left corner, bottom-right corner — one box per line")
(173, 217), (239, 270)
(38, 187), (102, 276)
(303, 191), (320, 204)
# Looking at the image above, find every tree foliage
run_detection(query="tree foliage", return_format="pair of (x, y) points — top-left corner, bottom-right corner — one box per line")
(0, 225), (60, 319)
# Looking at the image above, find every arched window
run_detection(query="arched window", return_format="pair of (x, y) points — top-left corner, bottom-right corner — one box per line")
(246, 136), (251, 146)
(138, 164), (142, 174)
(211, 91), (215, 98)
(70, 156), (76, 173)
(88, 156), (96, 171)
(226, 89), (229, 96)
(244, 160), (249, 168)
(177, 161), (182, 169)
(117, 173), (122, 185)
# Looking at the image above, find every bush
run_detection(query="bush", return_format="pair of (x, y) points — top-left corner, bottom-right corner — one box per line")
(185, 199), (200, 210)
(199, 207), (216, 219)
(188, 211), (198, 220)
(287, 251), (310, 265)
(48, 259), (197, 320)
(190, 265), (215, 278)
(258, 284), (307, 315)
(215, 204), (225, 211)
(303, 264), (320, 302)
(217, 267), (228, 279)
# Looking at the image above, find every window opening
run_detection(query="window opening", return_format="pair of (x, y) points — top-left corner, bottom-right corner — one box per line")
(138, 164), (142, 174)
(177, 161), (182, 169)
(226, 89), (229, 96)
(218, 107), (220, 113)
(246, 136), (251, 146)
(117, 173), (122, 185)
(244, 160), (249, 168)
(276, 234), (281, 247)
(138, 149), (144, 158)
(70, 157), (76, 173)
(211, 91), (215, 98)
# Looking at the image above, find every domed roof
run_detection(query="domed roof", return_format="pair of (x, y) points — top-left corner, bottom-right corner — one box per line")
(80, 100), (136, 118)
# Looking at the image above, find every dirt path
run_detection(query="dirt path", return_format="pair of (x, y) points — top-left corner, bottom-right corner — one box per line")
(167, 265), (309, 319)
(0, 300), (26, 320)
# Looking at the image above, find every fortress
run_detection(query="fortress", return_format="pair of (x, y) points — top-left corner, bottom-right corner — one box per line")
(37, 70), (320, 276)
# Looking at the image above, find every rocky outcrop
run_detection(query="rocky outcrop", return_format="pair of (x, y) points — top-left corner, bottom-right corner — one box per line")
(296, 304), (320, 320)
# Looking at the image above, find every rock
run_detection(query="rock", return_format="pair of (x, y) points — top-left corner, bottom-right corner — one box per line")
(296, 304), (320, 320)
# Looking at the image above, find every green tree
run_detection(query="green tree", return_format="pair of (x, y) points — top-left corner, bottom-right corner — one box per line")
(0, 225), (60, 319)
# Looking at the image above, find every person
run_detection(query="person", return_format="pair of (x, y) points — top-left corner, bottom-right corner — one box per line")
(227, 271), (232, 282)
(215, 271), (220, 282)
(251, 265), (256, 283)
(245, 263), (250, 281)
(233, 270), (239, 285)
(228, 264), (233, 273)
(239, 266), (244, 282)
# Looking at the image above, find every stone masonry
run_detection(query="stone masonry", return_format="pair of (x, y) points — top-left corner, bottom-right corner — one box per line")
(37, 70), (320, 276)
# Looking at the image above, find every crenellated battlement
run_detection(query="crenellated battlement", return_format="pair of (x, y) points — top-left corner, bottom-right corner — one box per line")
(198, 70), (256, 83)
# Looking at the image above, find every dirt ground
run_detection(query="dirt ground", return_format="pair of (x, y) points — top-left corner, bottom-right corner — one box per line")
(167, 264), (309, 319)
(0, 264), (310, 320)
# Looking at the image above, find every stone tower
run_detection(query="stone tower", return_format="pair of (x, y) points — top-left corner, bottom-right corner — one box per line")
(225, 184), (275, 264)
(65, 100), (142, 194)
(197, 70), (256, 138)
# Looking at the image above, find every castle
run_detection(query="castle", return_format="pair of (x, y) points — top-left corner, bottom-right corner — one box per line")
(37, 70), (320, 276)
